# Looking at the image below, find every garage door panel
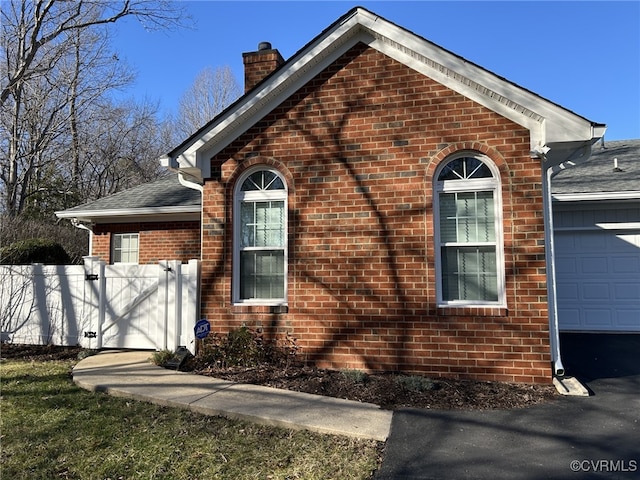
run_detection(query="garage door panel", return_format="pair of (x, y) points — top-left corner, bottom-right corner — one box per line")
(555, 234), (577, 249)
(612, 257), (640, 274)
(581, 257), (609, 274)
(557, 283), (579, 300)
(617, 310), (640, 327)
(615, 284), (640, 300)
(579, 234), (607, 249)
(584, 309), (612, 327)
(555, 228), (640, 332)
(582, 283), (610, 300)
(556, 257), (578, 274)
(558, 309), (581, 327)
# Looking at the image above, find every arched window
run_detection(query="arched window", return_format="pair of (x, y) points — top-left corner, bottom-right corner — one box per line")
(233, 168), (287, 304)
(434, 155), (505, 306)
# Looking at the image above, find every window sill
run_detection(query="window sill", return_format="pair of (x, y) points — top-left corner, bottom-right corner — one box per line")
(231, 304), (288, 315)
(437, 305), (508, 317)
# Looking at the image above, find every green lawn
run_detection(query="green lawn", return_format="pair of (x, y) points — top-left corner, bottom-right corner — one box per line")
(0, 358), (382, 479)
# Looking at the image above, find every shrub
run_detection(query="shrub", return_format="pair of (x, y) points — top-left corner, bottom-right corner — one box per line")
(193, 326), (299, 370)
(0, 238), (71, 265)
(341, 369), (369, 384)
(396, 375), (435, 392)
(0, 215), (88, 265)
(150, 349), (178, 366)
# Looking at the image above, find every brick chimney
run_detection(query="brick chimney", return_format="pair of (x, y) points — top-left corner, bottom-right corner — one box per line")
(242, 42), (285, 93)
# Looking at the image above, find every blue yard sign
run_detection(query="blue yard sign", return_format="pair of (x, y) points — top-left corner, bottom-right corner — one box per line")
(194, 319), (211, 339)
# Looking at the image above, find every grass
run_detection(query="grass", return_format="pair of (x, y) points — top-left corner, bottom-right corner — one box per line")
(0, 358), (382, 479)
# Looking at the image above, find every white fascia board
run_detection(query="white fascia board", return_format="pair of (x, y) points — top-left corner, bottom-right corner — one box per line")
(348, 8), (601, 147)
(55, 205), (201, 222)
(191, 24), (368, 168)
(367, 35), (542, 147)
(553, 191), (640, 202)
(365, 24), (599, 148)
(175, 7), (602, 171)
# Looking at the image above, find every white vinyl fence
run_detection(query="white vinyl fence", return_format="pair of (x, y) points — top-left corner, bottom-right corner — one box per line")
(0, 257), (200, 354)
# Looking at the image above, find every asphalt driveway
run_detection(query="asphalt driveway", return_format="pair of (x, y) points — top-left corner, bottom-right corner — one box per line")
(375, 333), (640, 480)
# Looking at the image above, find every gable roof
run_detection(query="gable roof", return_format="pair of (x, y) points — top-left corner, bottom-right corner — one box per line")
(552, 139), (640, 201)
(55, 174), (200, 223)
(162, 6), (605, 177)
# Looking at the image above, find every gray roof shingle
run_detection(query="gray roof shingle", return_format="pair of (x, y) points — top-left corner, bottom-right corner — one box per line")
(552, 139), (640, 195)
(57, 174), (201, 217)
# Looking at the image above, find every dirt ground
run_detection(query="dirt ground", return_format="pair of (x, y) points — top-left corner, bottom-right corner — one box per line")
(192, 362), (558, 411)
(1, 343), (86, 362)
(1, 344), (558, 411)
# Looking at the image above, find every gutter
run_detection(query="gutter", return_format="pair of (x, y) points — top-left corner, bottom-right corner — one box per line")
(55, 205), (201, 221)
(553, 191), (640, 202)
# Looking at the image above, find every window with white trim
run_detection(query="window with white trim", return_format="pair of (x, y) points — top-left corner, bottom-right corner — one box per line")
(233, 168), (287, 304)
(434, 155), (505, 306)
(112, 233), (139, 264)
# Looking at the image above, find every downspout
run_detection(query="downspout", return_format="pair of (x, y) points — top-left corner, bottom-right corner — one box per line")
(71, 219), (94, 257)
(159, 156), (204, 352)
(159, 155), (204, 261)
(162, 158), (204, 316)
(541, 165), (564, 377)
(177, 171), (204, 263)
(535, 141), (596, 378)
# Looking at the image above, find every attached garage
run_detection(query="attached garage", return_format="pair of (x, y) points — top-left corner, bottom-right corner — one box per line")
(555, 227), (640, 331)
(553, 139), (640, 332)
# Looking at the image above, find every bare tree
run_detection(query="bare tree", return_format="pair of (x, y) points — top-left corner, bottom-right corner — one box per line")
(0, 0), (185, 217)
(66, 26), (134, 190)
(78, 97), (168, 200)
(0, 0), (184, 105)
(175, 65), (241, 139)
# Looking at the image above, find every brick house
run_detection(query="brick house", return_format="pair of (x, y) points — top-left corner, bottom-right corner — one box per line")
(58, 7), (608, 384)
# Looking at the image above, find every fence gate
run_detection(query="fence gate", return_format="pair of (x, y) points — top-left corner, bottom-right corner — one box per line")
(0, 258), (200, 354)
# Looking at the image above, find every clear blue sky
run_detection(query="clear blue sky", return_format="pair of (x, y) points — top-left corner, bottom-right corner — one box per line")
(111, 1), (640, 141)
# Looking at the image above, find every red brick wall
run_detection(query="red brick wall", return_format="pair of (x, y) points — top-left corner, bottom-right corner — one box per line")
(92, 221), (200, 264)
(201, 43), (551, 384)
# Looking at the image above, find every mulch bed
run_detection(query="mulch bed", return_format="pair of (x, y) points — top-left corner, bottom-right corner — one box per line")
(1, 343), (558, 411)
(192, 362), (558, 411)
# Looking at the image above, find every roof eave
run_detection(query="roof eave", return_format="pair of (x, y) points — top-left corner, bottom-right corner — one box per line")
(166, 7), (605, 173)
(55, 205), (201, 223)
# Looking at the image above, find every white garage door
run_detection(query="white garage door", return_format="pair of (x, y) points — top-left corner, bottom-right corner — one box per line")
(555, 230), (640, 331)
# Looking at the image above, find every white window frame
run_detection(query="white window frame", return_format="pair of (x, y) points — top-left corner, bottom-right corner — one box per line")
(233, 167), (288, 305)
(433, 154), (506, 307)
(112, 232), (139, 264)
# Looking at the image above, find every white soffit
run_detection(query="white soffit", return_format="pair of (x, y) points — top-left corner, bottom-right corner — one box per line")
(174, 7), (600, 171)
(55, 206), (201, 223)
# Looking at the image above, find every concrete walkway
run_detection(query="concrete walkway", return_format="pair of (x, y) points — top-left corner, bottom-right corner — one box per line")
(72, 350), (392, 441)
